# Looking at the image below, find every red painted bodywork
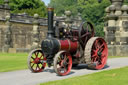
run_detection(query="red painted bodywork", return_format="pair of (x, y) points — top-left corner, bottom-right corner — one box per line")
(59, 39), (79, 52)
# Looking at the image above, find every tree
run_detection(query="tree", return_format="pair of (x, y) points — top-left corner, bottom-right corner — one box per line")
(49, 0), (110, 37)
(78, 0), (110, 37)
(9, 0), (47, 17)
(49, 0), (78, 16)
(0, 0), (4, 4)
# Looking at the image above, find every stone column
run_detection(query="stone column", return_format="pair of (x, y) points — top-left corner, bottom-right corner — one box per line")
(3, 15), (12, 52)
(104, 7), (110, 42)
(31, 14), (40, 50)
(77, 13), (82, 26)
(117, 5), (128, 45)
(105, 0), (128, 56)
(110, 0), (124, 16)
(4, 0), (10, 16)
(106, 5), (117, 45)
(65, 11), (73, 28)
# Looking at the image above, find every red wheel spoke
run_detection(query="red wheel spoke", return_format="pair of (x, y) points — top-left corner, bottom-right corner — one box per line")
(93, 57), (97, 62)
(98, 57), (102, 65)
(64, 66), (67, 73)
(66, 59), (69, 63)
(91, 50), (97, 57)
(64, 54), (67, 61)
(92, 54), (96, 58)
(92, 50), (96, 53)
(58, 67), (62, 72)
(99, 48), (103, 52)
(95, 40), (100, 49)
(99, 43), (104, 49)
(97, 43), (100, 50)
(58, 64), (63, 71)
(101, 51), (106, 58)
(95, 40), (98, 45)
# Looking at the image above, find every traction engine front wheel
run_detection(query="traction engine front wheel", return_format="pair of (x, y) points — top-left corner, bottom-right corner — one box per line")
(54, 51), (72, 76)
(27, 49), (46, 72)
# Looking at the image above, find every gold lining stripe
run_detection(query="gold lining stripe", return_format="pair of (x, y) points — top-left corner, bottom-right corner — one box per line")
(68, 39), (71, 51)
(47, 8), (54, 11)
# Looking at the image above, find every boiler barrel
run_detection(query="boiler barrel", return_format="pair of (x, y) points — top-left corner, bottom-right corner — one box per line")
(41, 38), (79, 55)
(59, 39), (79, 52)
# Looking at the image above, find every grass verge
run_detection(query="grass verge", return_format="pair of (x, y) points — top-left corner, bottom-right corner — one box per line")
(40, 66), (128, 85)
(108, 56), (128, 58)
(0, 53), (28, 72)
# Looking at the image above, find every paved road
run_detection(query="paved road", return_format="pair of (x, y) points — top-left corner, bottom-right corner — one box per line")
(0, 57), (128, 85)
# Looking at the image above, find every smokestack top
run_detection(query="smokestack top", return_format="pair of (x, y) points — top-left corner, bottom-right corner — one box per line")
(47, 7), (54, 11)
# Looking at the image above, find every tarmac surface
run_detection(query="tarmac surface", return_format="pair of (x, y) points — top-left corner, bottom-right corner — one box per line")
(0, 57), (128, 85)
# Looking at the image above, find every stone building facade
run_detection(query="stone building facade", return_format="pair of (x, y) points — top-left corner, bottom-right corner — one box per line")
(2, 0), (128, 56)
(0, 0), (48, 53)
(0, 0), (82, 53)
(104, 0), (128, 56)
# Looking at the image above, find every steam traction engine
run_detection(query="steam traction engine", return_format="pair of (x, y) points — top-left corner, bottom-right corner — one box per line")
(27, 8), (108, 76)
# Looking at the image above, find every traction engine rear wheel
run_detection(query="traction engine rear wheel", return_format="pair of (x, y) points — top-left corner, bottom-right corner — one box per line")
(27, 49), (46, 72)
(54, 51), (72, 76)
(84, 37), (108, 69)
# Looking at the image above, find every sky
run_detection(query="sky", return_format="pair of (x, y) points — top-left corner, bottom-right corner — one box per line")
(42, 0), (50, 5)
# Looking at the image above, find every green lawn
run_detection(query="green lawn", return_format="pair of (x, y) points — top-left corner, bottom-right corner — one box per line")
(0, 53), (28, 72)
(40, 66), (128, 85)
(108, 56), (127, 58)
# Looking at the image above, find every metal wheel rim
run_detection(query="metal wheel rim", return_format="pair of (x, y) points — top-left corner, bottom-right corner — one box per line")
(85, 37), (108, 69)
(54, 51), (72, 76)
(91, 38), (108, 69)
(27, 49), (46, 72)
